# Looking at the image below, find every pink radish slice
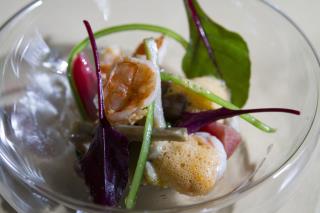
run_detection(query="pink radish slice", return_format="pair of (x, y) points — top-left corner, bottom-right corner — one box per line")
(72, 53), (97, 120)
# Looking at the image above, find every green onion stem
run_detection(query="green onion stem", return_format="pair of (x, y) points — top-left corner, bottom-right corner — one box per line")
(125, 103), (154, 209)
(67, 23), (188, 120)
(160, 72), (276, 133)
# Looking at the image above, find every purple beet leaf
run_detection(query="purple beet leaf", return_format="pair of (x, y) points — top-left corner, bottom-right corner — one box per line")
(177, 107), (300, 133)
(79, 20), (129, 207)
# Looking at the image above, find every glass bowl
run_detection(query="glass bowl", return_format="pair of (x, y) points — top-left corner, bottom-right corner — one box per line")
(0, 0), (320, 212)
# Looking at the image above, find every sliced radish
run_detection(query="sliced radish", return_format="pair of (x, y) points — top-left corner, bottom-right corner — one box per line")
(72, 53), (97, 120)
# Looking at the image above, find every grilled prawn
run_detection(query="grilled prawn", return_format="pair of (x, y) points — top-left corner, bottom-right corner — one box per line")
(102, 57), (160, 125)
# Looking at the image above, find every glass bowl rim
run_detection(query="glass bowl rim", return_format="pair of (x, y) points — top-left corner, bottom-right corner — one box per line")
(0, 0), (320, 212)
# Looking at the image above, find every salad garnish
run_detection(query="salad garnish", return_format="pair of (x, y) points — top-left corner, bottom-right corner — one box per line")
(64, 0), (301, 209)
(79, 20), (129, 206)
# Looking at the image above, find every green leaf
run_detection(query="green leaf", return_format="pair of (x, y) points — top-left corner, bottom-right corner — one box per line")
(182, 0), (251, 107)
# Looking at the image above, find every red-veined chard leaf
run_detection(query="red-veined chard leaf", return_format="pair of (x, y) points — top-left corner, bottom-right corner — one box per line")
(80, 20), (129, 206)
(177, 107), (300, 133)
(183, 0), (251, 107)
